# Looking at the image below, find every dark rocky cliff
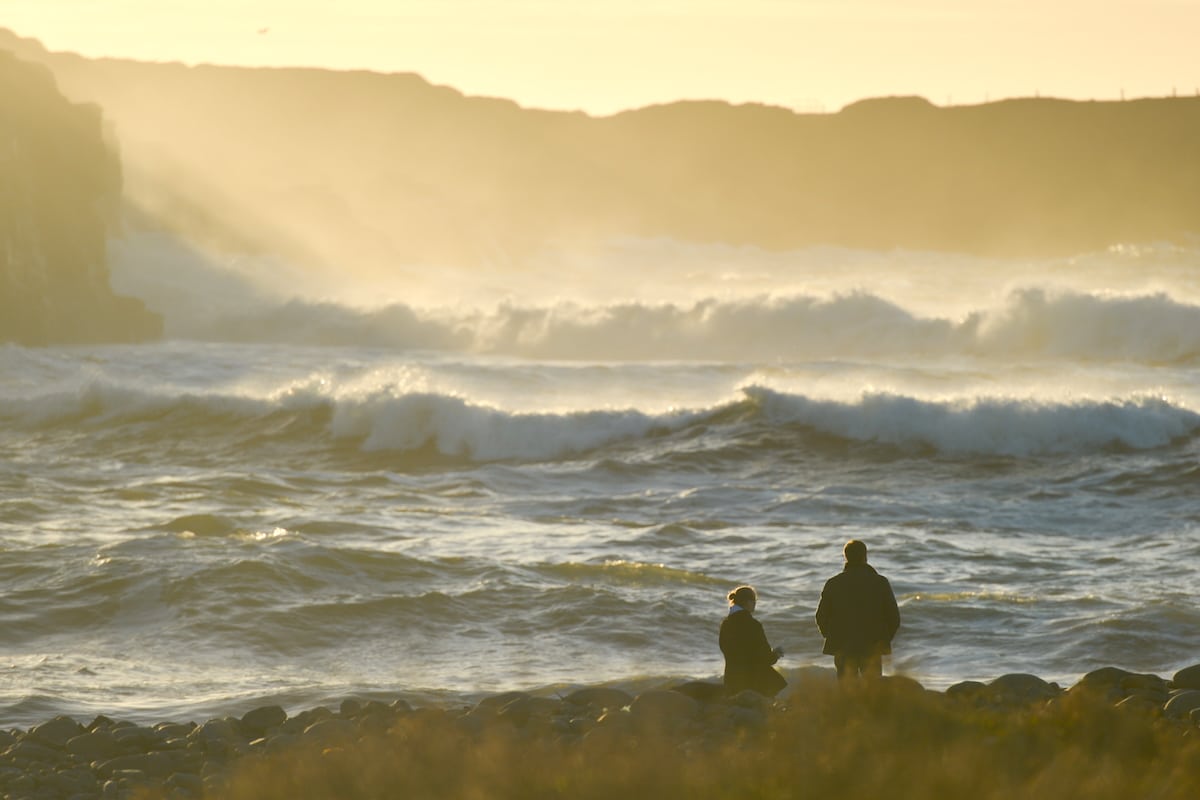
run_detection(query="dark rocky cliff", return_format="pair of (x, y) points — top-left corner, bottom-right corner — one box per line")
(0, 50), (160, 345)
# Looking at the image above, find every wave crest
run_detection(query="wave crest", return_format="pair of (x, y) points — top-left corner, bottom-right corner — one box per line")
(154, 288), (1200, 364)
(746, 386), (1200, 456)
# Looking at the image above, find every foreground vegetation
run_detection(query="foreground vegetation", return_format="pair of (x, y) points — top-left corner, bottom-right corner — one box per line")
(189, 671), (1200, 800)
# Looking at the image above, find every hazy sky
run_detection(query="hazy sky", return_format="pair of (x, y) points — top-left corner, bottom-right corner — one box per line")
(4, 0), (1199, 113)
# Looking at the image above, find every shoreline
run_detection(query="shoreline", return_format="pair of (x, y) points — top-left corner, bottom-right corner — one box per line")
(2, 664), (1198, 799)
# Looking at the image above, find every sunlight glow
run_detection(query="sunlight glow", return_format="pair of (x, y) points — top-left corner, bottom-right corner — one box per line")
(3, 0), (1198, 113)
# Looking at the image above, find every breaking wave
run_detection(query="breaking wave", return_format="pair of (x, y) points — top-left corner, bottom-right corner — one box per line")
(3, 372), (1197, 461)
(146, 289), (1200, 364)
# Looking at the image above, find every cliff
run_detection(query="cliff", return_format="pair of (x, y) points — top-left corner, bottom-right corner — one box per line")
(0, 49), (161, 345)
(2, 28), (1198, 277)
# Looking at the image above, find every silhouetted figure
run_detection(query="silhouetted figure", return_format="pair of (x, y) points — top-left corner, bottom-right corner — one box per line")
(720, 585), (787, 697)
(815, 540), (900, 680)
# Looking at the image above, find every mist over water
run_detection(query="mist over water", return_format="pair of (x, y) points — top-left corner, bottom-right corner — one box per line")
(2, 234), (1199, 727)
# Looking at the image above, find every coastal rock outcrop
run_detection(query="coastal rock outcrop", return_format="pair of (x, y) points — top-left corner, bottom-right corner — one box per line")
(0, 49), (160, 345)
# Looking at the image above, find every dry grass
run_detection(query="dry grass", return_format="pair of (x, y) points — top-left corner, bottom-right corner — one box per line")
(154, 678), (1200, 800)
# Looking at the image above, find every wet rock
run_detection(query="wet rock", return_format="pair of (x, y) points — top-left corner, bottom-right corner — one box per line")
(1114, 694), (1162, 715)
(1163, 690), (1200, 720)
(258, 732), (301, 755)
(241, 704), (288, 735)
(87, 715), (117, 732)
(881, 674), (927, 696)
(727, 690), (773, 712)
(188, 717), (241, 745)
(564, 687), (633, 713)
(37, 766), (97, 797)
(65, 730), (126, 761)
(29, 715), (85, 748)
(476, 691), (530, 710)
(986, 673), (1062, 704)
(1071, 667), (1167, 701)
(111, 724), (162, 750)
(946, 680), (988, 700)
(282, 706), (334, 735)
(4, 738), (67, 765)
(1172, 664), (1200, 690)
(166, 770), (205, 796)
(497, 695), (563, 727)
(671, 681), (727, 703)
(155, 722), (196, 740)
(303, 718), (358, 743)
(97, 751), (188, 779)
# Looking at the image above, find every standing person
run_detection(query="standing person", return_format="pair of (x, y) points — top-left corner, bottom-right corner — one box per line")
(815, 540), (901, 681)
(720, 585), (787, 697)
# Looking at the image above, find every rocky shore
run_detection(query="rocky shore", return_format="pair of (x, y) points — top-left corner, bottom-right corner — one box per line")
(2, 663), (1198, 799)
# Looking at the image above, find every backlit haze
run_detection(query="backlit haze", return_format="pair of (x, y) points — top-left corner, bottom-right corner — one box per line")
(5, 0), (1199, 114)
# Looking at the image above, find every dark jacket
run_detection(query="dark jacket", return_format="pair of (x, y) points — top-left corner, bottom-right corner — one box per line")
(720, 609), (786, 696)
(815, 563), (901, 657)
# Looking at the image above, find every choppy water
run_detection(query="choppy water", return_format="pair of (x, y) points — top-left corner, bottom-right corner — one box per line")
(2, 236), (1199, 728)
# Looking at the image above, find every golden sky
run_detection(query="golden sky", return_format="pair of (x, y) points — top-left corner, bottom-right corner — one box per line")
(3, 0), (1199, 113)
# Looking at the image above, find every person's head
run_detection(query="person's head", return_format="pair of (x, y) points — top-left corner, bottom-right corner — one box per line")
(728, 585), (757, 611)
(843, 539), (868, 565)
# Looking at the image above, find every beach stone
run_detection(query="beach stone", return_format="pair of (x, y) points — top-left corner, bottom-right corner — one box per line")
(987, 673), (1061, 704)
(583, 709), (639, 751)
(1163, 690), (1200, 719)
(167, 770), (205, 795)
(189, 717), (241, 744)
(1071, 667), (1165, 699)
(1077, 666), (1134, 686)
(1172, 664), (1200, 690)
(111, 724), (162, 749)
(37, 766), (97, 796)
(1122, 673), (1169, 693)
(564, 687), (634, 713)
(87, 715), (117, 732)
(357, 701), (399, 726)
(242, 705), (288, 734)
(628, 689), (700, 729)
(1114, 694), (1162, 715)
(671, 681), (727, 704)
(98, 751), (188, 778)
(29, 715), (84, 748)
(65, 730), (126, 761)
(946, 680), (988, 699)
(257, 733), (301, 755)
(284, 706), (334, 734)
(497, 695), (562, 726)
(477, 691), (530, 710)
(303, 718), (358, 743)
(727, 690), (773, 712)
(4, 738), (66, 765)
(881, 674), (927, 696)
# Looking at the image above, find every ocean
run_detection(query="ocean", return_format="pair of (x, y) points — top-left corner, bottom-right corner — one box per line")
(2, 234), (1198, 728)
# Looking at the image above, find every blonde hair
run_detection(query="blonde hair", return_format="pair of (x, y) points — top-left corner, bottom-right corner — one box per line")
(728, 585), (757, 607)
